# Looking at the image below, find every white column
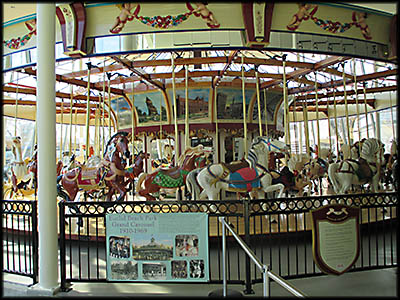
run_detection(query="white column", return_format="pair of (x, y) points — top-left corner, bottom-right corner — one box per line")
(36, 3), (59, 292)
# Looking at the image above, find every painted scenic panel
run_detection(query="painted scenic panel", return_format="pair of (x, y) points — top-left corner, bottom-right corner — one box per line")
(110, 96), (133, 129)
(132, 91), (168, 124)
(168, 88), (210, 120)
(251, 89), (283, 124)
(216, 88), (255, 119)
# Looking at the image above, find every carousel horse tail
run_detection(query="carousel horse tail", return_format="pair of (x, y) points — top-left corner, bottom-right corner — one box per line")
(56, 174), (71, 202)
(327, 162), (340, 193)
(186, 168), (202, 200)
(135, 172), (147, 194)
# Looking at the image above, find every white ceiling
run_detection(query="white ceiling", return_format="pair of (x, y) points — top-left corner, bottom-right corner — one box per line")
(2, 3), (397, 24)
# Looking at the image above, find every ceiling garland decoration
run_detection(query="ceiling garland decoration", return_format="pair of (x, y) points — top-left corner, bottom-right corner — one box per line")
(109, 3), (219, 34)
(286, 4), (372, 40)
(3, 19), (37, 50)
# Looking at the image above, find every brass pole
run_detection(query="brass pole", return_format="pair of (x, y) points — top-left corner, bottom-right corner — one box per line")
(342, 63), (351, 145)
(171, 53), (179, 165)
(241, 54), (248, 157)
(255, 67), (263, 136)
(185, 65), (190, 148)
(85, 62), (92, 161)
(314, 72), (320, 158)
(263, 89), (268, 136)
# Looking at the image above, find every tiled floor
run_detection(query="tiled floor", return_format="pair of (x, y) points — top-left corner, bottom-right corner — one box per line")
(3, 267), (397, 297)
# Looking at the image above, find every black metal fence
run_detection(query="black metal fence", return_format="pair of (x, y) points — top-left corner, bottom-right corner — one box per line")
(2, 193), (397, 292)
(57, 192), (397, 293)
(2, 200), (38, 284)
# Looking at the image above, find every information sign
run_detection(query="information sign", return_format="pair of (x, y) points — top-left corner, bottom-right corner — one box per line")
(106, 212), (209, 282)
(311, 204), (360, 275)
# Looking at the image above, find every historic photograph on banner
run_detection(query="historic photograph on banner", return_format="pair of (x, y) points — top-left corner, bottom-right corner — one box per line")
(132, 234), (173, 260)
(106, 213), (209, 282)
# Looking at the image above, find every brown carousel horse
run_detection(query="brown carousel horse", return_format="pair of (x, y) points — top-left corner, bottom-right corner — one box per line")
(136, 144), (212, 201)
(57, 131), (131, 203)
(124, 150), (150, 192)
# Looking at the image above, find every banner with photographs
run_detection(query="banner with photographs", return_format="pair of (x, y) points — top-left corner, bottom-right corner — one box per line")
(106, 213), (209, 282)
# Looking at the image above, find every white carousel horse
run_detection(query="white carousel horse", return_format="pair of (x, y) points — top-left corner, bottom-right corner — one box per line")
(287, 153), (310, 174)
(186, 136), (289, 201)
(328, 138), (385, 194)
(9, 136), (33, 190)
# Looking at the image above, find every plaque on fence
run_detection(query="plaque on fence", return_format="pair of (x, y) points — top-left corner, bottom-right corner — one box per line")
(311, 204), (360, 275)
(105, 212), (209, 282)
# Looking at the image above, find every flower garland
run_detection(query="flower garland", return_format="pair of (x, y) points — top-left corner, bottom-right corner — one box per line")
(3, 31), (35, 50)
(4, 20), (37, 50)
(136, 12), (193, 29)
(312, 18), (353, 34)
(286, 5), (372, 40)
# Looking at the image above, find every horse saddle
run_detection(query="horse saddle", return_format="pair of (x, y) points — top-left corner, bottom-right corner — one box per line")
(356, 158), (373, 180)
(345, 158), (373, 181)
(80, 166), (100, 180)
(222, 159), (249, 174)
(152, 167), (185, 188)
(160, 166), (181, 180)
(228, 167), (261, 192)
(271, 166), (295, 188)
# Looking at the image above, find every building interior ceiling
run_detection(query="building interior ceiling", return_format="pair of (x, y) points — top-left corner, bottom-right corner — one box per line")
(2, 3), (398, 123)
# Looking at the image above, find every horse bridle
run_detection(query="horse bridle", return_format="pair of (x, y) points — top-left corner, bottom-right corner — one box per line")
(258, 137), (287, 153)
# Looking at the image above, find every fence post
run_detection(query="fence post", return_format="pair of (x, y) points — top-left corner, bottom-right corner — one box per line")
(31, 200), (39, 285)
(58, 201), (70, 292)
(221, 217), (227, 297)
(243, 197), (254, 294)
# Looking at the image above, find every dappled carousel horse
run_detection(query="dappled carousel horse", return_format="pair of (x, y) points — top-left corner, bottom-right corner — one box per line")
(8, 136), (35, 194)
(186, 137), (289, 201)
(303, 157), (329, 194)
(57, 132), (131, 202)
(328, 138), (385, 194)
(135, 145), (211, 201)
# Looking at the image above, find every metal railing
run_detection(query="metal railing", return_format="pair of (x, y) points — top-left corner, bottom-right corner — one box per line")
(2, 200), (38, 284)
(2, 192), (397, 292)
(219, 216), (306, 297)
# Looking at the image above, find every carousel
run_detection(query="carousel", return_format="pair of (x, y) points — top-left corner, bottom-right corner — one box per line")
(2, 3), (398, 226)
